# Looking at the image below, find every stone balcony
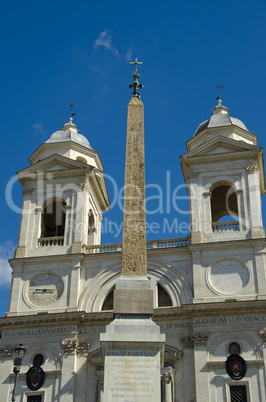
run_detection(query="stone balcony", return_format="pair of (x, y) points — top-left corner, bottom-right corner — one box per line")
(82, 236), (190, 254)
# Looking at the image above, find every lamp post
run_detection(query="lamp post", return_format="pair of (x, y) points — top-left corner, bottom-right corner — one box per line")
(12, 344), (26, 402)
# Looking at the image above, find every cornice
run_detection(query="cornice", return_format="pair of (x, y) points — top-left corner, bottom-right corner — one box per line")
(1, 301), (265, 330)
(188, 237), (266, 250)
(186, 126), (257, 150)
(0, 311), (113, 329)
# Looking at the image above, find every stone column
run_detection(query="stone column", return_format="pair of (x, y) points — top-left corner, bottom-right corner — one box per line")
(16, 189), (33, 257)
(246, 164), (264, 238)
(161, 367), (175, 402)
(61, 339), (78, 401)
(192, 333), (209, 402)
(96, 370), (104, 402)
(236, 189), (244, 230)
(203, 190), (212, 234)
(191, 251), (203, 302)
(64, 204), (72, 247)
(188, 173), (202, 243)
(72, 187), (84, 253)
(33, 206), (42, 248)
(67, 261), (81, 311)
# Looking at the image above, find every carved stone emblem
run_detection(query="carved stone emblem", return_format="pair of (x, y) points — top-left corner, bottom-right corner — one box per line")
(246, 163), (258, 172)
(61, 339), (90, 355)
(0, 346), (15, 357)
(181, 333), (209, 347)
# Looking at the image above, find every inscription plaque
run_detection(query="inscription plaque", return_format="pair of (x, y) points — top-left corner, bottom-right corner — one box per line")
(104, 349), (161, 401)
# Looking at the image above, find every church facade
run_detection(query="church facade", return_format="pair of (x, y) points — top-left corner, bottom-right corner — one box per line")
(0, 97), (266, 401)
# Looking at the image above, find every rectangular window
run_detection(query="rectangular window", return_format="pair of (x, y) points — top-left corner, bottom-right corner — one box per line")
(27, 395), (42, 402)
(230, 385), (247, 402)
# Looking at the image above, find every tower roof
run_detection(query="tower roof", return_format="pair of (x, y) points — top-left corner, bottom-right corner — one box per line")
(46, 118), (92, 149)
(194, 100), (248, 137)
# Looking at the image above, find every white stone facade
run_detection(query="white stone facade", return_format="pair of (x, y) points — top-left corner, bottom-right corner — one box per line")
(1, 104), (266, 401)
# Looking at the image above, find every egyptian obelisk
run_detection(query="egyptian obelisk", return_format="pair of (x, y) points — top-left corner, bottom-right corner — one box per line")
(100, 60), (165, 402)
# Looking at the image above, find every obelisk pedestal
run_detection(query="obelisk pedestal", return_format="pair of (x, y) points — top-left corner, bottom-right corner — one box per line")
(100, 62), (165, 402)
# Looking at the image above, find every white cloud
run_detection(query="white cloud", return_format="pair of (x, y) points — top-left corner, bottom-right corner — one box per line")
(93, 29), (119, 57)
(31, 123), (47, 135)
(93, 30), (133, 62)
(0, 241), (15, 287)
(125, 47), (133, 62)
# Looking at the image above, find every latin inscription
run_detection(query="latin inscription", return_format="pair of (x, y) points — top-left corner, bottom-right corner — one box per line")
(104, 349), (160, 401)
(194, 315), (266, 325)
(3, 326), (106, 338)
(3, 326), (77, 338)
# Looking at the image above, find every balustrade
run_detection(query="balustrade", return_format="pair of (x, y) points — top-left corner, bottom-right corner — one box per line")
(212, 221), (240, 232)
(38, 236), (64, 247)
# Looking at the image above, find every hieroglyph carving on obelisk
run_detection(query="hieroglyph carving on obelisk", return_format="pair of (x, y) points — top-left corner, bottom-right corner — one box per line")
(121, 59), (147, 275)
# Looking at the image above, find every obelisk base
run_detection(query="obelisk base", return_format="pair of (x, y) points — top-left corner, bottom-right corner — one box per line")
(113, 275), (153, 315)
(101, 276), (165, 401)
(101, 316), (165, 402)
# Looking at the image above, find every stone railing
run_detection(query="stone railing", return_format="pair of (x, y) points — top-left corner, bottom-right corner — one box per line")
(83, 236), (190, 254)
(212, 221), (240, 233)
(38, 236), (64, 247)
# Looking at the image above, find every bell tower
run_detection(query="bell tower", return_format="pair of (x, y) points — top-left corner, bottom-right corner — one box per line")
(180, 99), (265, 244)
(8, 116), (110, 316)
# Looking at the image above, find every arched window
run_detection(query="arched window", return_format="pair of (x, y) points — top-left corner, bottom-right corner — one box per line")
(88, 209), (96, 235)
(158, 284), (172, 307)
(42, 199), (66, 237)
(102, 288), (114, 311)
(211, 182), (238, 222)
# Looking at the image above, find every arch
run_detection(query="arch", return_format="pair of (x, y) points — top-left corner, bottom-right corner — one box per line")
(208, 332), (263, 361)
(210, 180), (238, 222)
(101, 287), (114, 311)
(79, 259), (193, 312)
(157, 283), (172, 307)
(41, 198), (66, 237)
(76, 156), (87, 164)
(88, 209), (96, 236)
(23, 344), (62, 370)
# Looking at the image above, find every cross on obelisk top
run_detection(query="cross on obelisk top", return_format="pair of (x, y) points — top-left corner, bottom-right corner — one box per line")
(67, 101), (77, 119)
(129, 58), (143, 99)
(213, 83), (224, 102)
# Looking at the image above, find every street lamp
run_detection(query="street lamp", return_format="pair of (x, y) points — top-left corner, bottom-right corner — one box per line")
(12, 344), (26, 402)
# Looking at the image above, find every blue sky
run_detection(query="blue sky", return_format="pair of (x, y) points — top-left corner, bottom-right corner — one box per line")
(1, 0), (266, 316)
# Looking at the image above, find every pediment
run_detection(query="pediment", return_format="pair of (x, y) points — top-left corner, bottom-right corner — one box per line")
(184, 136), (260, 159)
(18, 154), (92, 176)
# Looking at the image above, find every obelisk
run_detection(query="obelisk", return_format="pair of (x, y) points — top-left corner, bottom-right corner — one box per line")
(100, 59), (165, 402)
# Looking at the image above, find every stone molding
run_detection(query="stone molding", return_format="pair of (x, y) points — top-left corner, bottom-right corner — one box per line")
(0, 346), (15, 357)
(188, 172), (198, 179)
(22, 189), (33, 195)
(259, 328), (266, 343)
(161, 370), (174, 384)
(61, 339), (90, 355)
(181, 333), (209, 347)
(80, 180), (90, 192)
(246, 163), (258, 172)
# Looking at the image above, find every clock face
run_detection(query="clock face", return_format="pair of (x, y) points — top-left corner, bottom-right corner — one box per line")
(27, 273), (64, 307)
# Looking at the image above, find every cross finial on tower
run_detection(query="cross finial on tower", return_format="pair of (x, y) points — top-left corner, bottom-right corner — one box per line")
(67, 101), (77, 121)
(129, 58), (143, 99)
(213, 83), (224, 104)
